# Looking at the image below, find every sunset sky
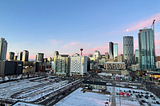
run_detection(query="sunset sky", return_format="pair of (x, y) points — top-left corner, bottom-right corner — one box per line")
(1, 0), (160, 59)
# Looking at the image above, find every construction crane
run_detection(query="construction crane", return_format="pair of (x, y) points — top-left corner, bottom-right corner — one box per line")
(151, 19), (156, 30)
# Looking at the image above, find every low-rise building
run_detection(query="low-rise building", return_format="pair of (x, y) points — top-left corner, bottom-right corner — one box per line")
(104, 62), (126, 70)
(131, 64), (139, 71)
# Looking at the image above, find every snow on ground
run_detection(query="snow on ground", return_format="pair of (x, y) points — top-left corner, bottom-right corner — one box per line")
(54, 88), (111, 106)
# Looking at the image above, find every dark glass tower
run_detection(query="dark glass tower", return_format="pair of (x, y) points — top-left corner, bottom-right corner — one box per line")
(123, 36), (134, 67)
(138, 28), (155, 70)
(109, 42), (114, 59)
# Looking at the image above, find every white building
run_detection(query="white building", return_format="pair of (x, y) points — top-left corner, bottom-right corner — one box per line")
(70, 56), (88, 76)
(93, 50), (101, 60)
(131, 64), (139, 71)
(156, 61), (160, 68)
(104, 62), (126, 70)
(0, 38), (8, 60)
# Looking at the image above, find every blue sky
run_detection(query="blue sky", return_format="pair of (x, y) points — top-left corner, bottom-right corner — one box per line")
(1, 0), (160, 59)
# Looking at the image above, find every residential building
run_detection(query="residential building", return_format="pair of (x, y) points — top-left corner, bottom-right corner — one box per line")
(54, 55), (69, 76)
(70, 56), (88, 76)
(114, 43), (118, 59)
(109, 42), (114, 59)
(22, 50), (29, 61)
(9, 52), (15, 61)
(138, 28), (155, 70)
(0, 38), (8, 60)
(123, 36), (134, 67)
(135, 49), (139, 64)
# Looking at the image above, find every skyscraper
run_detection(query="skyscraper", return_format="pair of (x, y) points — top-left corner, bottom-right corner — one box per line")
(138, 28), (155, 70)
(36, 53), (44, 62)
(0, 38), (8, 60)
(135, 49), (139, 64)
(14, 55), (18, 60)
(9, 52), (15, 61)
(109, 42), (114, 59)
(54, 51), (59, 61)
(123, 36), (134, 67)
(18, 52), (23, 61)
(114, 43), (118, 59)
(22, 50), (29, 61)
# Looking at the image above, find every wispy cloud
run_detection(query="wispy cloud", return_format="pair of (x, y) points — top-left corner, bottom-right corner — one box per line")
(127, 13), (160, 32)
(63, 42), (80, 48)
(50, 39), (63, 45)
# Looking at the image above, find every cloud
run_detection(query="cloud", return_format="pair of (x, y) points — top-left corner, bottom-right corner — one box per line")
(127, 13), (160, 32)
(63, 42), (80, 48)
(50, 39), (63, 45)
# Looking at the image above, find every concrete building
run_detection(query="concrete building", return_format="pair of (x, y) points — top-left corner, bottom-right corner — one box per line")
(73, 53), (79, 57)
(138, 28), (155, 70)
(0, 38), (8, 60)
(123, 36), (134, 67)
(104, 62), (126, 70)
(8, 52), (15, 61)
(114, 43), (118, 59)
(105, 52), (109, 60)
(18, 52), (23, 61)
(156, 61), (160, 68)
(135, 49), (139, 64)
(117, 54), (123, 62)
(54, 55), (69, 76)
(131, 64), (139, 71)
(109, 42), (114, 59)
(36, 53), (44, 62)
(22, 50), (29, 61)
(70, 56), (88, 76)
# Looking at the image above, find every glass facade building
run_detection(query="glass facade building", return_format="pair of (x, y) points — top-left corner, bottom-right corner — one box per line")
(22, 50), (29, 61)
(123, 36), (134, 67)
(135, 49), (139, 64)
(114, 43), (118, 59)
(138, 28), (155, 70)
(109, 42), (114, 59)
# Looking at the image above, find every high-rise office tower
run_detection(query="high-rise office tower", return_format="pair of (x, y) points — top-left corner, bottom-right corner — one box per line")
(123, 36), (134, 67)
(18, 52), (23, 61)
(14, 55), (18, 60)
(36, 53), (44, 62)
(114, 43), (118, 59)
(105, 52), (109, 60)
(138, 28), (155, 70)
(0, 38), (8, 60)
(109, 42), (114, 59)
(135, 49), (139, 64)
(54, 51), (59, 61)
(22, 50), (29, 61)
(9, 52), (15, 61)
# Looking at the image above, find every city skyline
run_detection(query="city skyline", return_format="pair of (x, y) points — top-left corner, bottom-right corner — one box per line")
(1, 1), (160, 59)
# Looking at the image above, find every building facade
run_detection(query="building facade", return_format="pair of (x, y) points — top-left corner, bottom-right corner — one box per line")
(138, 28), (155, 70)
(93, 50), (101, 60)
(104, 62), (126, 70)
(18, 52), (23, 61)
(70, 56), (88, 76)
(123, 36), (134, 67)
(0, 38), (8, 60)
(135, 49), (139, 64)
(14, 55), (18, 60)
(109, 42), (114, 59)
(9, 52), (15, 61)
(117, 54), (123, 62)
(105, 52), (109, 60)
(54, 55), (69, 76)
(36, 53), (44, 62)
(22, 50), (29, 61)
(114, 43), (118, 59)
(54, 51), (59, 61)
